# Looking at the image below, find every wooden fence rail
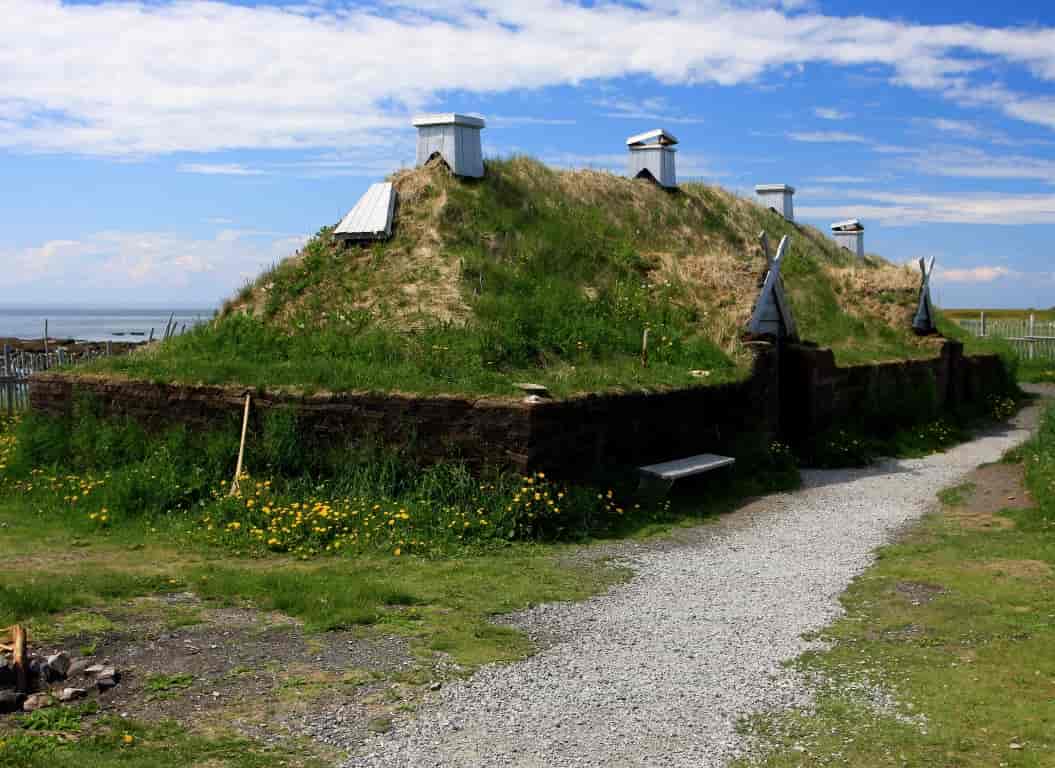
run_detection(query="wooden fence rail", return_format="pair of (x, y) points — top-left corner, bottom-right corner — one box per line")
(956, 313), (1055, 361)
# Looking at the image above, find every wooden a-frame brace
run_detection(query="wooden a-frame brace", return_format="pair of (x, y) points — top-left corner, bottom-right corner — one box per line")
(913, 256), (937, 335)
(746, 232), (798, 341)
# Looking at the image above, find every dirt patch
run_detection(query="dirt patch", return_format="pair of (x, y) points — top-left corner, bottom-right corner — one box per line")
(895, 581), (945, 605)
(877, 623), (926, 642)
(975, 559), (1053, 580)
(943, 462), (1033, 531)
(13, 592), (417, 756)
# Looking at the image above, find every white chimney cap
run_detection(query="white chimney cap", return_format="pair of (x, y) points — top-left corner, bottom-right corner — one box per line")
(412, 113), (486, 129)
(755, 184), (795, 194)
(626, 129), (679, 147)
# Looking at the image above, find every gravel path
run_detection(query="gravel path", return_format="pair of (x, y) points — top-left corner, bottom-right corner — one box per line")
(347, 405), (1039, 768)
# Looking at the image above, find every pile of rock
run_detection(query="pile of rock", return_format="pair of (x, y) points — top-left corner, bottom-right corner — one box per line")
(0, 649), (121, 713)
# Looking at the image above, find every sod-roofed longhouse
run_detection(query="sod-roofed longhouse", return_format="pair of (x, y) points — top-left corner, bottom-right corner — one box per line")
(80, 154), (937, 400)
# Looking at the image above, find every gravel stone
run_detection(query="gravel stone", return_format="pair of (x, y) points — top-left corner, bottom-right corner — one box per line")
(345, 408), (1036, 767)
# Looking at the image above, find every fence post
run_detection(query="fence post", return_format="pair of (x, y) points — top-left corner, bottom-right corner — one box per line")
(1030, 313), (1036, 360)
(980, 311), (986, 337)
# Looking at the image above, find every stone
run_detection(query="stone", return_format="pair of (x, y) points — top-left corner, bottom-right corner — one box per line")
(0, 657), (14, 687)
(0, 690), (25, 714)
(46, 652), (71, 679)
(95, 668), (119, 691)
(22, 693), (54, 712)
(58, 687), (87, 703)
(429, 682), (443, 691)
(67, 659), (93, 678)
(84, 664), (107, 676)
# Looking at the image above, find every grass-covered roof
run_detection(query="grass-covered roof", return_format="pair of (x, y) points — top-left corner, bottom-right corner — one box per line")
(89, 157), (937, 397)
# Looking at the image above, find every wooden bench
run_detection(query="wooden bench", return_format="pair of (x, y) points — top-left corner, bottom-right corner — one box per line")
(637, 453), (736, 497)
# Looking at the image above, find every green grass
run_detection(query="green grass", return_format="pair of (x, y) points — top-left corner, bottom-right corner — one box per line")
(943, 308), (1055, 322)
(85, 157), (935, 398)
(0, 573), (179, 628)
(16, 703), (95, 733)
(938, 311), (1055, 385)
(736, 400), (1055, 767)
(0, 718), (324, 768)
(0, 398), (800, 559)
(937, 481), (976, 507)
(143, 674), (196, 699)
(1018, 359), (1055, 384)
(0, 406), (792, 668)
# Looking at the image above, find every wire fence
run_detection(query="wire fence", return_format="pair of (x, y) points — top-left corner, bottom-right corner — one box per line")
(956, 314), (1055, 361)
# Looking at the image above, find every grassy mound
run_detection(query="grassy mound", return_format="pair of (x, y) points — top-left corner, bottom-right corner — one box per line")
(92, 157), (938, 397)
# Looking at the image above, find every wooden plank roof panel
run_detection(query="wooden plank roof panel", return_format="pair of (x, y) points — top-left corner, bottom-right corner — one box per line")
(334, 182), (397, 241)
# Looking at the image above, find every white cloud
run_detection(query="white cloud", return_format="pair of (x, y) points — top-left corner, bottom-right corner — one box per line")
(179, 163), (267, 176)
(788, 131), (870, 143)
(813, 107), (852, 120)
(798, 189), (1055, 226)
(809, 175), (875, 183)
(917, 117), (984, 138)
(904, 147), (1055, 183)
(0, 230), (306, 304)
(490, 115), (578, 126)
(537, 150), (725, 179)
(591, 96), (706, 125)
(4, 1), (1055, 156)
(935, 265), (1020, 283)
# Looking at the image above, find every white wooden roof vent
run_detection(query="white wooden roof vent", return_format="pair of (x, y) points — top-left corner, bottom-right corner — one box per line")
(627, 129), (678, 188)
(831, 219), (865, 259)
(412, 113), (485, 178)
(754, 184), (796, 221)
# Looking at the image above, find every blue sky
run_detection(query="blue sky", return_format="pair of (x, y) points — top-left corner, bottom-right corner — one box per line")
(2, 1), (1055, 310)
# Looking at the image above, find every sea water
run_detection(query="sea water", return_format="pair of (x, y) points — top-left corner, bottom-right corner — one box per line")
(0, 307), (214, 342)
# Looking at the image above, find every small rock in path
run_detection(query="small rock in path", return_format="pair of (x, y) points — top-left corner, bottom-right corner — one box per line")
(23, 693), (54, 712)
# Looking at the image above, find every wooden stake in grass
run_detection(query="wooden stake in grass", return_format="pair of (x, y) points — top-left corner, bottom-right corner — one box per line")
(229, 393), (252, 497)
(641, 327), (650, 368)
(1, 624), (28, 693)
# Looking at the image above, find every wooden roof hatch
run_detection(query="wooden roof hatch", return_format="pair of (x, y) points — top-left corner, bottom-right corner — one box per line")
(334, 182), (397, 242)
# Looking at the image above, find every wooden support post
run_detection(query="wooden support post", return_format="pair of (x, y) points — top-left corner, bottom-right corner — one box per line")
(2, 624), (30, 693)
(229, 394), (252, 497)
(980, 311), (986, 338)
(148, 328), (155, 343)
(43, 319), (48, 357)
(641, 328), (650, 368)
(758, 231), (772, 269)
